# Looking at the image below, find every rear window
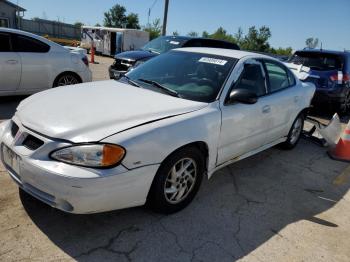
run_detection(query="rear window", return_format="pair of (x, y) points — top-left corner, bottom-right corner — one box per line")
(288, 51), (344, 71)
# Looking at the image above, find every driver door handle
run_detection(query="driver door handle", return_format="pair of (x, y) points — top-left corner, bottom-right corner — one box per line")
(262, 105), (271, 114)
(6, 60), (19, 65)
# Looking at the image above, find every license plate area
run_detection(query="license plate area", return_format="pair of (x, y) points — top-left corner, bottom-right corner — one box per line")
(2, 144), (21, 175)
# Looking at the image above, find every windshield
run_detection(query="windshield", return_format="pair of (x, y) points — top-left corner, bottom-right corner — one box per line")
(142, 36), (188, 54)
(125, 51), (236, 102)
(288, 51), (344, 71)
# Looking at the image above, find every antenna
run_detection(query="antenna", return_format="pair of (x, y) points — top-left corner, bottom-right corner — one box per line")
(148, 0), (158, 27)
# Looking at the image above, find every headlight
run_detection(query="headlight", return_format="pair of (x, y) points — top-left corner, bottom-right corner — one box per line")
(50, 144), (126, 168)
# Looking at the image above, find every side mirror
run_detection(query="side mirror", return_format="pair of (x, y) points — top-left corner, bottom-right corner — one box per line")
(227, 89), (258, 104)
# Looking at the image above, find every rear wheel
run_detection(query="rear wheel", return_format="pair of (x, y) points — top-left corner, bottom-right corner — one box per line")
(147, 146), (205, 214)
(280, 113), (304, 149)
(53, 73), (80, 87)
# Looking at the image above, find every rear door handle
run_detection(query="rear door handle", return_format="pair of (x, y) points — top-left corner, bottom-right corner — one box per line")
(262, 105), (271, 114)
(6, 60), (19, 65)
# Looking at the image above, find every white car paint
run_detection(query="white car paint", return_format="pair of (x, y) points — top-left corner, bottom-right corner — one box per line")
(0, 28), (92, 96)
(64, 46), (87, 55)
(0, 48), (315, 214)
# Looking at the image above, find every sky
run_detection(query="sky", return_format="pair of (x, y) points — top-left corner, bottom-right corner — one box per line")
(18, 0), (350, 51)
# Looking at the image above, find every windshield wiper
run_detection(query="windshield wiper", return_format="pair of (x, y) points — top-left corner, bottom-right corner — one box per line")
(122, 75), (141, 87)
(138, 78), (180, 97)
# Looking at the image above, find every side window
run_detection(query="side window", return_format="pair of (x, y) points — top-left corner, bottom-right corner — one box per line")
(0, 33), (11, 52)
(13, 34), (50, 53)
(264, 61), (292, 92)
(233, 62), (266, 96)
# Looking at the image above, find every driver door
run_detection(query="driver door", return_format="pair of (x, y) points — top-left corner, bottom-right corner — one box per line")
(217, 60), (271, 165)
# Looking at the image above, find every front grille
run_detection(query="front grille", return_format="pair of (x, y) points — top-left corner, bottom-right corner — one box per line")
(11, 122), (19, 137)
(22, 135), (44, 150)
(112, 58), (134, 72)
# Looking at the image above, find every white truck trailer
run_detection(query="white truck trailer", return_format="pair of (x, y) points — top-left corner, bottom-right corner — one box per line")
(80, 26), (149, 56)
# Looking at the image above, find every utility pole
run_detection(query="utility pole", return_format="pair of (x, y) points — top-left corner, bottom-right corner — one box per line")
(162, 0), (169, 36)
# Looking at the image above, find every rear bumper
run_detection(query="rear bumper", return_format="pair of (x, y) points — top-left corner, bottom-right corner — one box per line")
(312, 87), (348, 106)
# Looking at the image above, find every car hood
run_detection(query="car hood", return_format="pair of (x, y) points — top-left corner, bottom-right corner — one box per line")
(115, 50), (157, 61)
(16, 80), (208, 143)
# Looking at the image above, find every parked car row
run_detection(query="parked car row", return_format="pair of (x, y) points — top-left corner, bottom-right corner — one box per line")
(1, 28), (347, 215)
(108, 35), (240, 79)
(0, 45), (315, 214)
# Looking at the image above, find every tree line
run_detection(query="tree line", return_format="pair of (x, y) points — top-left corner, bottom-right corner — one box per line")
(73, 4), (321, 56)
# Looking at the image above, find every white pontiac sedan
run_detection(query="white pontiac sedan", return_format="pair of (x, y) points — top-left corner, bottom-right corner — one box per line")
(0, 48), (315, 214)
(0, 28), (92, 96)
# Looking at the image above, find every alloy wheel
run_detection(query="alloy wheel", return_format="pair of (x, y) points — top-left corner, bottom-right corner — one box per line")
(164, 158), (197, 204)
(57, 75), (79, 86)
(290, 117), (303, 144)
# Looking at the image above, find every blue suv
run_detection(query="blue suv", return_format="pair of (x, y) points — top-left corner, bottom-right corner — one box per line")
(288, 50), (350, 113)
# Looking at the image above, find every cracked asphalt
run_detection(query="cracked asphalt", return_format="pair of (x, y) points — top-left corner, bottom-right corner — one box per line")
(0, 56), (350, 262)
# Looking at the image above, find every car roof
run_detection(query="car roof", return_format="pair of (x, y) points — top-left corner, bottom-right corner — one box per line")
(295, 49), (350, 57)
(174, 47), (275, 60)
(160, 35), (192, 41)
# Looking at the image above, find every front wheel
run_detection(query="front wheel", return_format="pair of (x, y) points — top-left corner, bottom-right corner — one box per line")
(147, 146), (205, 214)
(280, 113), (304, 149)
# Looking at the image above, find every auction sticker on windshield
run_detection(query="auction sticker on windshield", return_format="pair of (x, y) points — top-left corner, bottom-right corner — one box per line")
(199, 57), (227, 65)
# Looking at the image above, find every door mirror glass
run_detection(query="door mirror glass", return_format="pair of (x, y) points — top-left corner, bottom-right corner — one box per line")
(227, 89), (258, 104)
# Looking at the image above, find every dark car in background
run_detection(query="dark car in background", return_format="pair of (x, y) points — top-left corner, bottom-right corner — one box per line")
(108, 35), (240, 79)
(288, 49), (350, 113)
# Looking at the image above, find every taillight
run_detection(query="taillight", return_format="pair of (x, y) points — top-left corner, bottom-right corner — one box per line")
(330, 72), (350, 84)
(82, 56), (89, 67)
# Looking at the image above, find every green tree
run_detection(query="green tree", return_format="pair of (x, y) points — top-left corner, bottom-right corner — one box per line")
(202, 31), (209, 38)
(305, 37), (319, 49)
(172, 31), (179, 36)
(270, 47), (293, 56)
(103, 4), (140, 29)
(240, 26), (271, 52)
(144, 18), (162, 40)
(210, 27), (236, 43)
(234, 27), (243, 45)
(103, 4), (127, 27)
(187, 31), (198, 37)
(126, 13), (140, 29)
(95, 23), (101, 27)
(74, 21), (84, 28)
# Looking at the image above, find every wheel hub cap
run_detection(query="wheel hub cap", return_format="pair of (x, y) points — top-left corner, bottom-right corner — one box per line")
(164, 158), (197, 204)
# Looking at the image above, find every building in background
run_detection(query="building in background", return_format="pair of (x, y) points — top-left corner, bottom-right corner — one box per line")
(0, 0), (26, 28)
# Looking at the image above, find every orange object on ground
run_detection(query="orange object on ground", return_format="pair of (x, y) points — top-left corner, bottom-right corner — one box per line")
(328, 121), (350, 162)
(90, 42), (95, 64)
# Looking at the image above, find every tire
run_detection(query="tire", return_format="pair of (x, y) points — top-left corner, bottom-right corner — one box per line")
(280, 113), (304, 150)
(53, 73), (81, 87)
(147, 146), (205, 214)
